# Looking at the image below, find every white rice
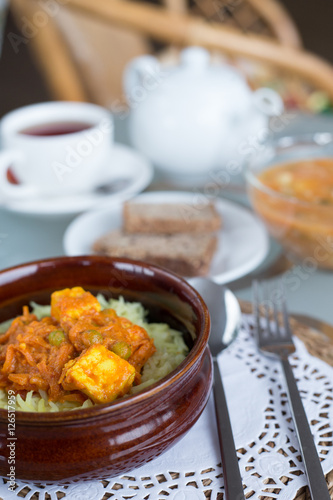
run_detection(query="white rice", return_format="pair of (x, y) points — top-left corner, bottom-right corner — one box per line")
(0, 295), (188, 412)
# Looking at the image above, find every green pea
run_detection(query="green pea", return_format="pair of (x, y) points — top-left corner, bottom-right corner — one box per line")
(48, 330), (65, 347)
(111, 341), (132, 360)
(84, 329), (104, 345)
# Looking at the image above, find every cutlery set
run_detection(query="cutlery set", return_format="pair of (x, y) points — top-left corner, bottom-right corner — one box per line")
(196, 277), (330, 500)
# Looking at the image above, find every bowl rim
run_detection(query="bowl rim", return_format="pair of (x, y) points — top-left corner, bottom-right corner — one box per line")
(0, 255), (211, 425)
(245, 132), (333, 209)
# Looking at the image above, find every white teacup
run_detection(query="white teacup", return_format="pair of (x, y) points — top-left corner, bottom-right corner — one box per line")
(0, 101), (114, 199)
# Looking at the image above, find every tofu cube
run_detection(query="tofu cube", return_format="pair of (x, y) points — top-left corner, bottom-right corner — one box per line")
(51, 287), (101, 324)
(60, 344), (135, 404)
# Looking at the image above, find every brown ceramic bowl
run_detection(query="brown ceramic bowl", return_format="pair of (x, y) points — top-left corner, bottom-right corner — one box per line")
(0, 256), (212, 481)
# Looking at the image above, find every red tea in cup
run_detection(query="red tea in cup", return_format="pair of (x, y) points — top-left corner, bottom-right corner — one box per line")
(20, 121), (92, 137)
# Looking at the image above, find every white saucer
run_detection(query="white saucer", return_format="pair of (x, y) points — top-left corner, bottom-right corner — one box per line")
(63, 191), (269, 284)
(1, 145), (154, 217)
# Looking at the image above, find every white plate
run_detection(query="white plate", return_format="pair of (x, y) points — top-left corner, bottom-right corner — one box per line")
(1, 144), (153, 217)
(63, 191), (269, 284)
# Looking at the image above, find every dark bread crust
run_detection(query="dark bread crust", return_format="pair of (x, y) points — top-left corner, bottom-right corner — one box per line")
(123, 202), (222, 234)
(93, 231), (217, 277)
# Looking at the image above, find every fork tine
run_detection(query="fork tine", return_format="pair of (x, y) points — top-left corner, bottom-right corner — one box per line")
(253, 280), (268, 343)
(272, 283), (280, 336)
(253, 280), (275, 343)
(263, 282), (274, 338)
(252, 280), (261, 341)
(280, 281), (293, 340)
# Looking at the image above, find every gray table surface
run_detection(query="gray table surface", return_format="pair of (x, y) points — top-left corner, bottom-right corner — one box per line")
(1, 113), (333, 325)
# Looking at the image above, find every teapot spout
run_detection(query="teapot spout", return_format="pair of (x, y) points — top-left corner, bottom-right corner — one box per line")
(123, 55), (162, 106)
(253, 88), (284, 116)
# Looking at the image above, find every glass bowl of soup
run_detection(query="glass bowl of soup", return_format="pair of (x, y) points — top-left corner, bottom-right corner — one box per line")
(246, 133), (333, 268)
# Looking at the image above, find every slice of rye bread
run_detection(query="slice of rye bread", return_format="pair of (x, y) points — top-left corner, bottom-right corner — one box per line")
(92, 230), (218, 277)
(123, 202), (222, 234)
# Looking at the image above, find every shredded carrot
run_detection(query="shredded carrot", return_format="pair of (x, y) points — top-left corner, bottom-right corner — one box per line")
(0, 288), (155, 403)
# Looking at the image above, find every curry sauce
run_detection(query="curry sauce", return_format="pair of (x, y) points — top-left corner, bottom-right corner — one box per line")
(0, 287), (156, 404)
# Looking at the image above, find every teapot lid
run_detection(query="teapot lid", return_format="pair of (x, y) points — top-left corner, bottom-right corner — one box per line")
(175, 47), (250, 93)
(180, 47), (210, 69)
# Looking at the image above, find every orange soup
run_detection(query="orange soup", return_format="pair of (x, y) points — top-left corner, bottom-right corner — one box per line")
(259, 158), (333, 205)
(249, 157), (333, 268)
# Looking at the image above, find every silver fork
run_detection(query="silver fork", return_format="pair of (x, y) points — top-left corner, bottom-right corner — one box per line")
(252, 280), (330, 500)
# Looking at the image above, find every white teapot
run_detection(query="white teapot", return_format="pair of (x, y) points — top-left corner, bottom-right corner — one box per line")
(124, 47), (283, 181)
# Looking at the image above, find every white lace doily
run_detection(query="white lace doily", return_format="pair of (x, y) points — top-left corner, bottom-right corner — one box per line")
(1, 314), (332, 500)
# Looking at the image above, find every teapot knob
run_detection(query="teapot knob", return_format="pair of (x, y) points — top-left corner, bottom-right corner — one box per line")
(180, 46), (210, 69)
